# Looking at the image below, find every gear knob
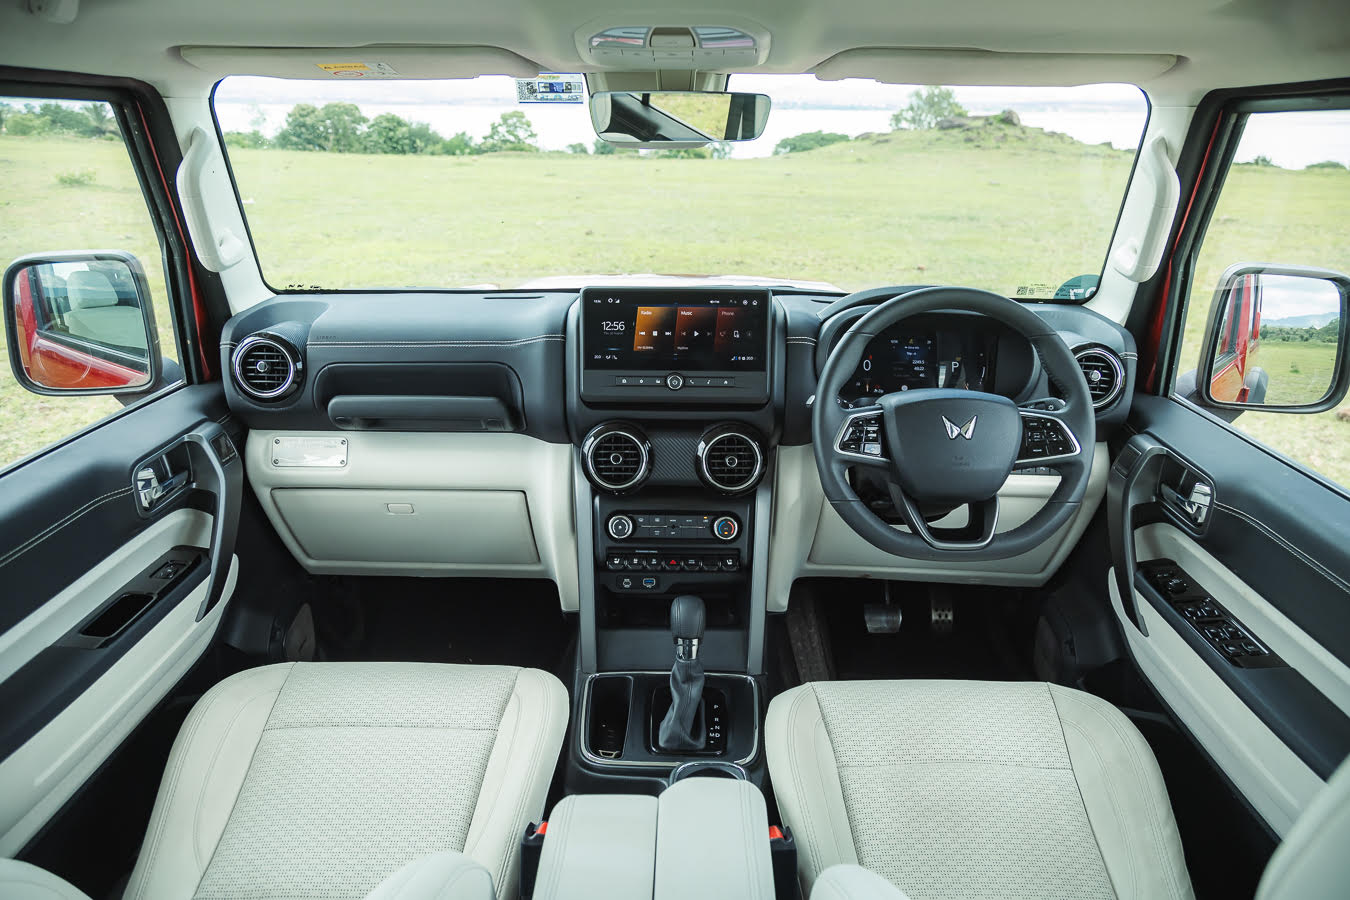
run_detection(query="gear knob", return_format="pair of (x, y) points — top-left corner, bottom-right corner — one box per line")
(670, 595), (705, 660)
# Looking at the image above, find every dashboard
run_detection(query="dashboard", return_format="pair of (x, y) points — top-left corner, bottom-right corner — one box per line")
(217, 286), (1137, 601)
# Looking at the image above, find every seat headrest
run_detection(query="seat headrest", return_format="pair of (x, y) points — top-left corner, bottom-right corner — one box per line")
(66, 270), (119, 309)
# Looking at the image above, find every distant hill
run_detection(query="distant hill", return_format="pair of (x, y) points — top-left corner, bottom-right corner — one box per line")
(1266, 312), (1340, 328)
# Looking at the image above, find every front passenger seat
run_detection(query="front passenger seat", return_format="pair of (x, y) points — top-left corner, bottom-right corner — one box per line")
(766, 680), (1193, 899)
(123, 662), (567, 899)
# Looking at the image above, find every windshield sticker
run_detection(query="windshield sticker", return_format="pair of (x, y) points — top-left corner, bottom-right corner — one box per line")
(1014, 283), (1059, 299)
(314, 62), (401, 79)
(516, 75), (585, 103)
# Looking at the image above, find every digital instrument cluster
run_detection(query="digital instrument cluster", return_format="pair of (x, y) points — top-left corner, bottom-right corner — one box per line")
(843, 329), (993, 404)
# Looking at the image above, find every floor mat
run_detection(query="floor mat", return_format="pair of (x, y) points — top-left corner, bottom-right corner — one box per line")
(309, 575), (576, 677)
(799, 579), (1039, 682)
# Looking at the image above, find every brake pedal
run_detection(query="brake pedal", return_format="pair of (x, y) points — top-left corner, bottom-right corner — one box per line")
(863, 582), (902, 633)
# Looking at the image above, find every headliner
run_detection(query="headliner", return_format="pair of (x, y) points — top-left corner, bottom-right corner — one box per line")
(1, 0), (1346, 104)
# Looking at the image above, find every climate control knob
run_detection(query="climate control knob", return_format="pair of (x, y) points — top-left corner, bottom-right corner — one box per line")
(712, 516), (739, 541)
(607, 515), (634, 540)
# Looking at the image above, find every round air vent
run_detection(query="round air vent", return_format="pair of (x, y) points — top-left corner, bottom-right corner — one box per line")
(582, 424), (651, 493)
(231, 334), (303, 402)
(697, 429), (764, 494)
(1074, 347), (1125, 409)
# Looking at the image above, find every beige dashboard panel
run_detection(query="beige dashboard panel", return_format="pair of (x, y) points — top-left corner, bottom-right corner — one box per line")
(766, 443), (1107, 610)
(246, 431), (579, 609)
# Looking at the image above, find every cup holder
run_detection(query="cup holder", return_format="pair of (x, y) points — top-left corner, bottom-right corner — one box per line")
(668, 760), (747, 786)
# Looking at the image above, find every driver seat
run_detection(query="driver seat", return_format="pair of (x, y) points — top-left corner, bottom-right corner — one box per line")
(766, 680), (1193, 899)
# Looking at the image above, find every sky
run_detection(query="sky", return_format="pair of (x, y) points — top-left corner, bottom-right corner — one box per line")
(212, 74), (1350, 168)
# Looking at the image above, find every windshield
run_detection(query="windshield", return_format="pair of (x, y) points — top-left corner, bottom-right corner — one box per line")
(212, 75), (1148, 298)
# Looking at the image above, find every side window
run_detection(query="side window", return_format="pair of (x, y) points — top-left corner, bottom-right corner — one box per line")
(1172, 108), (1350, 490)
(0, 96), (182, 471)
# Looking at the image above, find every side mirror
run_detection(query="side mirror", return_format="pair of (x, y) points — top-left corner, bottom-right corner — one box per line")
(590, 91), (770, 145)
(3, 251), (161, 396)
(1196, 264), (1350, 413)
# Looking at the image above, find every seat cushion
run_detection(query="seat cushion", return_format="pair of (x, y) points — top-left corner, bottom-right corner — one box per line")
(123, 662), (567, 900)
(765, 680), (1193, 900)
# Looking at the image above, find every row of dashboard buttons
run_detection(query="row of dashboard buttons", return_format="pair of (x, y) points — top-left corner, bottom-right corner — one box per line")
(613, 375), (737, 389)
(606, 553), (740, 573)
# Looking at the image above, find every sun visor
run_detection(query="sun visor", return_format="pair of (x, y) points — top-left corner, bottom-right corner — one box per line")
(814, 48), (1178, 86)
(178, 45), (541, 80)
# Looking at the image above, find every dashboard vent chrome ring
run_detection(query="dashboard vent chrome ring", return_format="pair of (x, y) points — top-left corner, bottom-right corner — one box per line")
(583, 426), (651, 493)
(232, 334), (302, 402)
(1074, 347), (1125, 409)
(698, 431), (764, 494)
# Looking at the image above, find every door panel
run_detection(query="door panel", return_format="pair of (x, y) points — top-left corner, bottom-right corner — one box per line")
(1109, 393), (1350, 833)
(0, 383), (242, 853)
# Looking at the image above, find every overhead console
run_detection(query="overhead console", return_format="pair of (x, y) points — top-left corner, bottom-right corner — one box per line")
(579, 287), (771, 406)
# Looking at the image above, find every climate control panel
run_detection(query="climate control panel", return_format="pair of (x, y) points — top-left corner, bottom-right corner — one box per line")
(605, 512), (739, 542)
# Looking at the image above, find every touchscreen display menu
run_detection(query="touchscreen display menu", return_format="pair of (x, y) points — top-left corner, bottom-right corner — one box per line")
(582, 289), (768, 371)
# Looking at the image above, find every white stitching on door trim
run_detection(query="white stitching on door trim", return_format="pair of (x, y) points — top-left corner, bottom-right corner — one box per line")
(0, 487), (132, 571)
(1215, 502), (1350, 596)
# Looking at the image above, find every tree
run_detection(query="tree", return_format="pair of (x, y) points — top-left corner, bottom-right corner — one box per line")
(82, 103), (116, 137)
(224, 130), (270, 149)
(439, 132), (476, 155)
(593, 138), (616, 156)
(274, 104), (329, 151)
(890, 86), (968, 131)
(566, 142), (590, 154)
(774, 131), (849, 155)
(479, 111), (537, 152)
(274, 103), (368, 152)
(364, 113), (415, 154)
(321, 103), (367, 152)
(711, 141), (734, 159)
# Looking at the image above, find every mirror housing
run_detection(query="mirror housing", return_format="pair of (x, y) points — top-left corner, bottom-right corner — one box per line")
(591, 90), (770, 146)
(1196, 263), (1350, 414)
(3, 250), (161, 396)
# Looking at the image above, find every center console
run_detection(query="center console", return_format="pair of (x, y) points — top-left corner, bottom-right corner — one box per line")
(566, 287), (783, 791)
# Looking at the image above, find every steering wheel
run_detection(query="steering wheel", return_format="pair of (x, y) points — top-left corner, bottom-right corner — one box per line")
(812, 287), (1095, 561)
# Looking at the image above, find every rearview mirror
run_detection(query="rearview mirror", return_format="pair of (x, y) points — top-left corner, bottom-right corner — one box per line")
(3, 251), (161, 395)
(1196, 264), (1350, 413)
(590, 91), (770, 145)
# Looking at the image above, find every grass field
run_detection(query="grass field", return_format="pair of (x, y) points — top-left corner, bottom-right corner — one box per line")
(1, 127), (1347, 486)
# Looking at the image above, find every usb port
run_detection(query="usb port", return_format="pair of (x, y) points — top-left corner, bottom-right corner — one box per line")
(642, 577), (656, 589)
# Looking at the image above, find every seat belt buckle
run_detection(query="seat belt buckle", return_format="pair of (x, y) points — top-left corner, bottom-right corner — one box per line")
(519, 821), (547, 900)
(769, 824), (800, 900)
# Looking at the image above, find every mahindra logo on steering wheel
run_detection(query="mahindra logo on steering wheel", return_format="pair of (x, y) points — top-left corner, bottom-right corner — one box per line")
(942, 415), (978, 440)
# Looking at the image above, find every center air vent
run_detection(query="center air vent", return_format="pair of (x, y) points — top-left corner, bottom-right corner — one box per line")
(698, 429), (764, 494)
(583, 425), (651, 493)
(1074, 347), (1125, 409)
(232, 334), (303, 402)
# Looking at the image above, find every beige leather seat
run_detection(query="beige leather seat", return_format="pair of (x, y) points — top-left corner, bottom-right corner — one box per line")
(798, 752), (1350, 900)
(766, 680), (1194, 899)
(111, 661), (566, 900)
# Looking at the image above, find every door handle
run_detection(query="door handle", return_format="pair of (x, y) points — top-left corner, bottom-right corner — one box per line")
(1161, 482), (1212, 527)
(135, 456), (189, 512)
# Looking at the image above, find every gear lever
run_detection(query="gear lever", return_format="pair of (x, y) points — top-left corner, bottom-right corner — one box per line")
(658, 595), (706, 751)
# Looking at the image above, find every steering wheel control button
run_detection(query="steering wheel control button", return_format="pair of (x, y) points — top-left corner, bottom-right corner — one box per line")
(837, 411), (886, 458)
(712, 516), (739, 541)
(1017, 413), (1079, 463)
(666, 373), (684, 390)
(607, 515), (634, 540)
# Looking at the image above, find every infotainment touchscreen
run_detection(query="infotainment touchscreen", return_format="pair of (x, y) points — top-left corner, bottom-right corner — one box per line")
(582, 289), (769, 371)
